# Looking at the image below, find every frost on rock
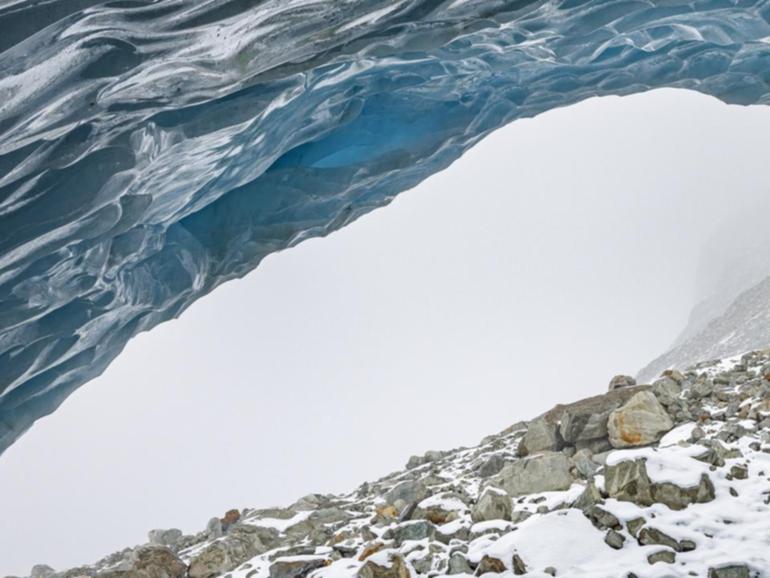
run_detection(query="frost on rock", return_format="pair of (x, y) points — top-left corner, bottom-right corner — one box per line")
(4, 1), (770, 452)
(37, 349), (770, 578)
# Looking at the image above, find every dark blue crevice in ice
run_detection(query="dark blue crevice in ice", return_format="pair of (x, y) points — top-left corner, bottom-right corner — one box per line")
(2, 0), (770, 453)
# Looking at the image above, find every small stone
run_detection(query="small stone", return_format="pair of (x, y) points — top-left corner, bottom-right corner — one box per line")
(475, 556), (506, 576)
(609, 375), (636, 391)
(584, 506), (621, 531)
(707, 565), (750, 578)
(269, 558), (328, 578)
(544, 568), (557, 577)
(730, 465), (748, 480)
(626, 517), (645, 538)
(358, 543), (385, 562)
(358, 555), (411, 578)
(604, 530), (625, 549)
(647, 550), (676, 565)
(638, 527), (680, 551)
(511, 555), (527, 576)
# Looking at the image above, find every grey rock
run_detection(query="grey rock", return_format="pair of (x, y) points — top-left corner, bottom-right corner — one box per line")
(559, 386), (651, 444)
(583, 506), (620, 531)
(147, 529), (182, 549)
(604, 530), (625, 550)
(268, 558), (328, 578)
(571, 449), (598, 479)
(390, 521), (434, 545)
(609, 375), (637, 391)
(653, 475), (715, 510)
(447, 553), (472, 575)
(647, 550), (676, 565)
(519, 416), (563, 456)
(492, 452), (572, 496)
(626, 517), (646, 538)
(188, 525), (280, 578)
(471, 489), (512, 523)
(605, 458), (715, 510)
(652, 377), (681, 406)
(31, 566), (55, 578)
(205, 517), (223, 540)
(511, 555), (527, 576)
(707, 565), (751, 578)
(607, 392), (673, 448)
(477, 454), (507, 478)
(604, 459), (654, 506)
(572, 481), (603, 511)
(385, 480), (429, 506)
(691, 379), (715, 399)
(638, 527), (680, 551)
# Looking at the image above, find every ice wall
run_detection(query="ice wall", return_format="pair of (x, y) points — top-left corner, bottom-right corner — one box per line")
(2, 0), (770, 453)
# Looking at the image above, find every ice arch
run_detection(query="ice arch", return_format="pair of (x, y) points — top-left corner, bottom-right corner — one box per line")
(2, 0), (770, 454)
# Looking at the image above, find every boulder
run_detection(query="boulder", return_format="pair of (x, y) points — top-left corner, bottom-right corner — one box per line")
(384, 479), (429, 506)
(519, 416), (562, 456)
(605, 458), (715, 510)
(492, 452), (572, 496)
(30, 567), (55, 578)
(604, 459), (654, 506)
(607, 392), (673, 448)
(99, 547), (186, 578)
(559, 386), (651, 445)
(471, 489), (512, 523)
(608, 375), (636, 391)
(653, 475), (715, 510)
(268, 558), (328, 578)
(477, 454), (507, 478)
(652, 377), (681, 407)
(390, 520), (434, 545)
(357, 555), (411, 578)
(147, 529), (182, 549)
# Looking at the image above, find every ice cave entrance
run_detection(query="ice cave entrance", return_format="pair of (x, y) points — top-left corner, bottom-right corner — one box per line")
(4, 88), (770, 575)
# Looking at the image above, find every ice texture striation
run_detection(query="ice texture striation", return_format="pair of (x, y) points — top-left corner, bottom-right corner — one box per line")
(3, 0), (770, 454)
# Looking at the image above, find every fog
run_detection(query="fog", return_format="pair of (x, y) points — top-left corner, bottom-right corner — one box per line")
(3, 88), (770, 575)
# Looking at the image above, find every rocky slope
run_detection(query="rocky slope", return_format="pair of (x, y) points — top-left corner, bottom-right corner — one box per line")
(638, 275), (770, 383)
(18, 352), (770, 578)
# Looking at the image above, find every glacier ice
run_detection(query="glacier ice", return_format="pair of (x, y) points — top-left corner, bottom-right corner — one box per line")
(2, 0), (770, 454)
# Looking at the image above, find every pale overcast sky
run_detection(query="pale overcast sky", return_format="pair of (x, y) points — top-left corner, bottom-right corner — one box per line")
(3, 89), (770, 575)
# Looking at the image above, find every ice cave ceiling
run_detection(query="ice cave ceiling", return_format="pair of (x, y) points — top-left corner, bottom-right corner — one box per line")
(1, 0), (770, 454)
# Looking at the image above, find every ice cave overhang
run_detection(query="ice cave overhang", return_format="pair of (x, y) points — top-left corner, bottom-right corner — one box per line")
(2, 0), (770, 454)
